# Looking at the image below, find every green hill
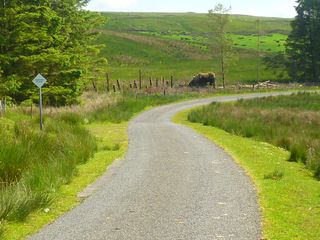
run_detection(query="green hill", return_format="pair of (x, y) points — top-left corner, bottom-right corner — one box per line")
(97, 12), (292, 84)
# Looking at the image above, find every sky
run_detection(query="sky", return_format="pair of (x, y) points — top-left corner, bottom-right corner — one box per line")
(85, 0), (297, 18)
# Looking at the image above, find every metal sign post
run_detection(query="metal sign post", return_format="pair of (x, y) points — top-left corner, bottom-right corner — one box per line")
(32, 74), (47, 130)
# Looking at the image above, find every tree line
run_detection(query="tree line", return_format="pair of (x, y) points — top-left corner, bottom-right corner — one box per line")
(0, 0), (105, 106)
(210, 0), (320, 85)
(265, 0), (320, 83)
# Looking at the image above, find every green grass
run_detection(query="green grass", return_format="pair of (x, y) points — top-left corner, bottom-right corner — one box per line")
(0, 113), (97, 223)
(230, 33), (287, 52)
(187, 92), (320, 178)
(235, 91), (320, 111)
(103, 12), (291, 34)
(174, 110), (320, 240)
(97, 31), (279, 83)
(95, 12), (292, 84)
(88, 93), (193, 123)
(1, 122), (128, 240)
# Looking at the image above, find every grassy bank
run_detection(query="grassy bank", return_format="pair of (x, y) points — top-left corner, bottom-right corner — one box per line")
(1, 122), (127, 240)
(174, 111), (320, 239)
(0, 112), (97, 239)
(0, 113), (97, 222)
(188, 92), (320, 179)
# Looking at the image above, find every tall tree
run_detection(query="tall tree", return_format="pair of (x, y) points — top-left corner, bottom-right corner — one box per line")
(0, 0), (105, 105)
(286, 0), (320, 83)
(208, 4), (233, 88)
(256, 19), (261, 83)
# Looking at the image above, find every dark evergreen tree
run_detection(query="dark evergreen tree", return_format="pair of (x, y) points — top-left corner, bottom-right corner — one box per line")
(286, 0), (320, 83)
(0, 0), (105, 105)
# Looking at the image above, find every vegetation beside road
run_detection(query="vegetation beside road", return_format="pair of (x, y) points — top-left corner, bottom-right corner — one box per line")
(188, 92), (320, 179)
(0, 112), (97, 222)
(0, 92), (196, 240)
(174, 109), (320, 240)
(2, 121), (127, 240)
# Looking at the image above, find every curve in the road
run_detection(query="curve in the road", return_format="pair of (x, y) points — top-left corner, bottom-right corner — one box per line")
(30, 92), (291, 240)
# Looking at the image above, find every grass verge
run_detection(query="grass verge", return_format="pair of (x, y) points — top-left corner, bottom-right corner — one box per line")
(187, 92), (320, 178)
(174, 110), (320, 240)
(1, 122), (128, 240)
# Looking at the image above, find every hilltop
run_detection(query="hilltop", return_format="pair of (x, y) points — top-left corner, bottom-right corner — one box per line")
(97, 12), (292, 84)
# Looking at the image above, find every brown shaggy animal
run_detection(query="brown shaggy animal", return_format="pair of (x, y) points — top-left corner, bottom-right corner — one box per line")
(189, 72), (216, 87)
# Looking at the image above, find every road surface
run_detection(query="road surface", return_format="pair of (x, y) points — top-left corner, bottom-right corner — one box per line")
(30, 92), (289, 240)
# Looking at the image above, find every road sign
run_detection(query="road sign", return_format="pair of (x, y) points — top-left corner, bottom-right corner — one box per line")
(32, 74), (47, 130)
(33, 74), (47, 88)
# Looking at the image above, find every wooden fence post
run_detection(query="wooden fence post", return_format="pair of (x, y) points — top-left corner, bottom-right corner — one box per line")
(139, 69), (142, 90)
(112, 84), (116, 93)
(149, 77), (153, 87)
(106, 73), (110, 92)
(1, 97), (6, 114)
(117, 79), (121, 91)
(170, 76), (173, 88)
(31, 102), (33, 118)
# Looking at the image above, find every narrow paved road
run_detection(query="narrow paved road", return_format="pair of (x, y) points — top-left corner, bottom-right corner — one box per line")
(30, 92), (289, 240)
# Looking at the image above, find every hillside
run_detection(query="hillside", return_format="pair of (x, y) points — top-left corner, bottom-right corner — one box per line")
(97, 12), (292, 84)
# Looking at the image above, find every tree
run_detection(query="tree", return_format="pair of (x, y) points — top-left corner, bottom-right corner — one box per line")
(208, 4), (233, 88)
(263, 52), (289, 80)
(286, 0), (320, 83)
(256, 19), (261, 83)
(0, 0), (105, 105)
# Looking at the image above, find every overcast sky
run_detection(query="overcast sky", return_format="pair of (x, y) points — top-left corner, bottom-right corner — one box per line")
(85, 0), (297, 18)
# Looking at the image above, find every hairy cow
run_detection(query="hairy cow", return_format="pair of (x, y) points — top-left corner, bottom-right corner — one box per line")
(189, 72), (216, 87)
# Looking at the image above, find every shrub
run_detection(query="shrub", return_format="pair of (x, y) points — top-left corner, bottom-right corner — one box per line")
(307, 148), (320, 180)
(289, 144), (307, 163)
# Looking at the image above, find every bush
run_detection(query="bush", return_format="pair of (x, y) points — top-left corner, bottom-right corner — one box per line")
(307, 148), (320, 180)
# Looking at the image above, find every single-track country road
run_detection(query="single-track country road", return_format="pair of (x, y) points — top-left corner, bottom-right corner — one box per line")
(30, 92), (291, 240)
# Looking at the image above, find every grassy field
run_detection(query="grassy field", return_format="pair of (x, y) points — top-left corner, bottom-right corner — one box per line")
(97, 12), (292, 84)
(230, 33), (287, 52)
(187, 92), (320, 178)
(174, 111), (320, 239)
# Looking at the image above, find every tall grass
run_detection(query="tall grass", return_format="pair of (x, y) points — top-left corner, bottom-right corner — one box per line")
(0, 112), (96, 222)
(188, 92), (320, 179)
